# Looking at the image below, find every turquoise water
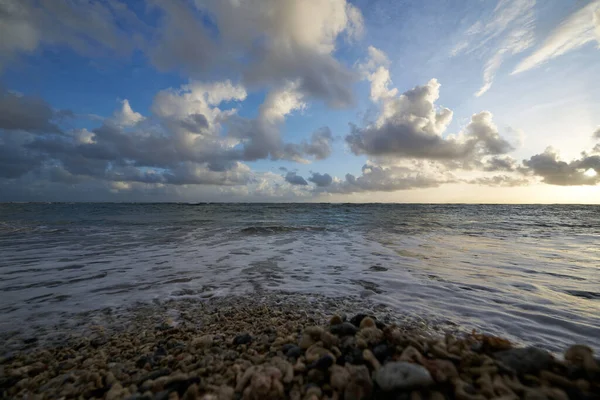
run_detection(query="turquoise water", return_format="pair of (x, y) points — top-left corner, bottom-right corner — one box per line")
(0, 203), (599, 351)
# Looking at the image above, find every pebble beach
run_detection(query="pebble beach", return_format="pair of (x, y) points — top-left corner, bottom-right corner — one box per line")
(1, 295), (599, 400)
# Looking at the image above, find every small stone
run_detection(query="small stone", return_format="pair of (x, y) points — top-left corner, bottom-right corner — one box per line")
(233, 333), (252, 346)
(106, 371), (117, 386)
(344, 348), (364, 365)
(350, 314), (369, 328)
(320, 331), (338, 348)
(372, 344), (391, 363)
(307, 355), (334, 371)
(305, 345), (334, 363)
(359, 317), (375, 329)
(375, 362), (434, 391)
(330, 322), (358, 337)
(299, 335), (316, 350)
(193, 335), (213, 349)
(304, 386), (322, 400)
(423, 359), (458, 383)
(307, 368), (326, 383)
(106, 382), (124, 400)
(304, 326), (324, 339)
(286, 346), (303, 359)
(494, 347), (554, 375)
(218, 385), (234, 400)
(344, 365), (372, 400)
(281, 343), (296, 353)
(357, 327), (383, 345)
(330, 365), (350, 391)
(330, 315), (343, 326)
(183, 383), (199, 400)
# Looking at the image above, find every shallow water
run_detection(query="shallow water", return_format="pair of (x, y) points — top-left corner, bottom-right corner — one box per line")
(0, 203), (599, 351)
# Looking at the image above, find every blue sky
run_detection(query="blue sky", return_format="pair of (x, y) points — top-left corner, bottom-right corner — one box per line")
(1, 0), (599, 202)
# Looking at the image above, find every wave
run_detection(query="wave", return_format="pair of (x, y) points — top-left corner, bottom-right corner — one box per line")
(564, 290), (600, 300)
(240, 225), (326, 234)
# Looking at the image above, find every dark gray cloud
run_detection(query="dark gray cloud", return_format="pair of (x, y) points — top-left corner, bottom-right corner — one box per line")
(284, 171), (308, 186)
(523, 148), (600, 186)
(483, 156), (519, 172)
(0, 0), (145, 69)
(322, 164), (452, 193)
(308, 172), (333, 187)
(0, 88), (70, 133)
(280, 127), (334, 162)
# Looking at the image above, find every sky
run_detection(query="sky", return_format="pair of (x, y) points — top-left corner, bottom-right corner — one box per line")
(1, 0), (600, 203)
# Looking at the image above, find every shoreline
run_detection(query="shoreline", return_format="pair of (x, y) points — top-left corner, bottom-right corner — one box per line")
(1, 295), (599, 399)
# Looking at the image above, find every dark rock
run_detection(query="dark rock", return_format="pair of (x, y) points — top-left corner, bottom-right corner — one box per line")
(281, 343), (296, 353)
(308, 355), (334, 370)
(136, 354), (154, 369)
(165, 376), (201, 396)
(374, 361), (434, 391)
(284, 345), (303, 359)
(23, 337), (38, 345)
(138, 368), (171, 385)
(84, 386), (110, 398)
(344, 348), (365, 365)
(307, 368), (326, 383)
(350, 314), (369, 327)
(90, 336), (108, 348)
(154, 346), (167, 357)
(233, 333), (252, 345)
(372, 344), (391, 363)
(153, 390), (170, 400)
(493, 347), (554, 375)
(330, 322), (358, 337)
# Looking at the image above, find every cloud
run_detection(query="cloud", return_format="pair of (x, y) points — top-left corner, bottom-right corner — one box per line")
(308, 172), (333, 187)
(483, 156), (519, 171)
(110, 100), (144, 127)
(282, 127), (334, 163)
(0, 78), (334, 193)
(149, 0), (363, 107)
(324, 163), (453, 193)
(148, 0), (216, 75)
(523, 147), (600, 185)
(593, 126), (600, 139)
(284, 171), (308, 186)
(0, 87), (70, 133)
(0, 0), (362, 107)
(0, 0), (145, 69)
(346, 52), (513, 165)
(467, 175), (530, 187)
(452, 0), (536, 96)
(513, 1), (600, 74)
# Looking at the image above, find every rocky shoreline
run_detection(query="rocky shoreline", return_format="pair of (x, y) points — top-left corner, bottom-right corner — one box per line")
(1, 296), (599, 399)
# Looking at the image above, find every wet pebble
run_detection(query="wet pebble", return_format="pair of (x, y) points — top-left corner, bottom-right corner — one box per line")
(494, 347), (554, 375)
(330, 322), (358, 337)
(233, 333), (252, 346)
(374, 361), (434, 391)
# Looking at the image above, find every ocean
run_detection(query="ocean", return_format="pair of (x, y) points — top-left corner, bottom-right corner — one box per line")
(0, 203), (598, 352)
